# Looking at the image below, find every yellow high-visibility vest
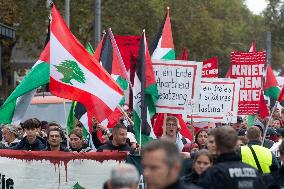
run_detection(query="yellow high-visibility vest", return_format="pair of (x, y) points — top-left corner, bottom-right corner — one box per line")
(241, 145), (272, 173)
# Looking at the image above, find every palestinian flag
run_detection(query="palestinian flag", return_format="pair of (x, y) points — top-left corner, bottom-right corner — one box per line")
(264, 65), (280, 100)
(99, 29), (130, 105)
(133, 30), (159, 146)
(258, 91), (270, 119)
(85, 42), (95, 55)
(150, 7), (175, 60)
(0, 42), (50, 124)
(249, 41), (256, 52)
(50, 5), (123, 132)
(278, 86), (284, 106)
(93, 32), (105, 62)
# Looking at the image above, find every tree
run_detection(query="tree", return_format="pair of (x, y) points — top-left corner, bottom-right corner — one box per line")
(264, 0), (284, 69)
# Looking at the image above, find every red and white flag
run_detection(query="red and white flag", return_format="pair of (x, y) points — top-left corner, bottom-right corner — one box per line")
(49, 5), (123, 131)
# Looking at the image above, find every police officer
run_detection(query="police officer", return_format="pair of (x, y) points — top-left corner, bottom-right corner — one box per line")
(241, 126), (279, 173)
(142, 139), (201, 189)
(198, 126), (265, 189)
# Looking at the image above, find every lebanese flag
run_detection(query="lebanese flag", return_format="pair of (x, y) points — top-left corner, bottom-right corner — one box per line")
(50, 5), (123, 132)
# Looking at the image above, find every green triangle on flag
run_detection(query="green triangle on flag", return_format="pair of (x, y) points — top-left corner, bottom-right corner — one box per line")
(150, 7), (175, 60)
(264, 65), (280, 100)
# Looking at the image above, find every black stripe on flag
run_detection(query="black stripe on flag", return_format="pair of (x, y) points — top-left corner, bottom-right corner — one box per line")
(149, 11), (167, 56)
(136, 32), (151, 136)
(136, 33), (145, 82)
(74, 102), (87, 120)
(100, 33), (113, 74)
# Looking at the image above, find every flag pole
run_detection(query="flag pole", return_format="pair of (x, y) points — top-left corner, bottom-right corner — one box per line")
(108, 28), (133, 91)
(63, 99), (70, 148)
(139, 29), (147, 150)
(261, 102), (277, 146)
(117, 105), (134, 125)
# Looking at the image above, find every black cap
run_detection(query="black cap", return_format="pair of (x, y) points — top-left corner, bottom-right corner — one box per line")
(237, 116), (243, 123)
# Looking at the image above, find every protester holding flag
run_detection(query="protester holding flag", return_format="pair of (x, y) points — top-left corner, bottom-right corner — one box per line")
(97, 123), (133, 153)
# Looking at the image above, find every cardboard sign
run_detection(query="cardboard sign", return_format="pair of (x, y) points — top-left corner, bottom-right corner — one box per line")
(230, 51), (266, 115)
(202, 57), (218, 78)
(186, 78), (240, 123)
(0, 150), (126, 189)
(152, 60), (202, 114)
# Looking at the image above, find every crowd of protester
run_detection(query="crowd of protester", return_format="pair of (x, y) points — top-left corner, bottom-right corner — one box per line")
(1, 108), (284, 189)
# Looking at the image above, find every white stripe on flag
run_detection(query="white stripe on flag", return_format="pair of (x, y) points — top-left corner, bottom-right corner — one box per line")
(50, 33), (122, 110)
(151, 37), (172, 59)
(12, 89), (37, 125)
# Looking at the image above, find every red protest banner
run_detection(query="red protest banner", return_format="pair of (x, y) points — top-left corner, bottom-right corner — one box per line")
(202, 57), (218, 78)
(229, 51), (266, 115)
(114, 35), (141, 71)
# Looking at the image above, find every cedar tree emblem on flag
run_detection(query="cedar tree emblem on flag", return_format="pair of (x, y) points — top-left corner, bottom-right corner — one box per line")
(55, 60), (86, 85)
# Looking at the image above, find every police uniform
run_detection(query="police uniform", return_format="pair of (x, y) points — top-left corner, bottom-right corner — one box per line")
(197, 152), (265, 189)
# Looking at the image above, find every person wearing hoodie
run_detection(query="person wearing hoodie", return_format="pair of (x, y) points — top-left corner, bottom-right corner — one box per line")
(11, 118), (47, 151)
(97, 123), (133, 153)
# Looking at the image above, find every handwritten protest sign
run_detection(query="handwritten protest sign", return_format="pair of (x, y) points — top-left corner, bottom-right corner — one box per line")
(230, 51), (266, 115)
(202, 57), (218, 78)
(184, 78), (240, 123)
(152, 60), (202, 114)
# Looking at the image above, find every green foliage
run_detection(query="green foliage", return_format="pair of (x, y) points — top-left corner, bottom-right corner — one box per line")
(2, 0), (284, 77)
(263, 0), (284, 69)
(55, 60), (86, 85)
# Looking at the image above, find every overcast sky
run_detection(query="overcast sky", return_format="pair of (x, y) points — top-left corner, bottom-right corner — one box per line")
(245, 0), (268, 14)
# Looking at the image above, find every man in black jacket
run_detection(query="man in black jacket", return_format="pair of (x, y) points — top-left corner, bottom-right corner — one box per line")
(197, 126), (265, 189)
(142, 139), (201, 189)
(97, 123), (132, 153)
(12, 118), (47, 151)
(45, 128), (69, 152)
